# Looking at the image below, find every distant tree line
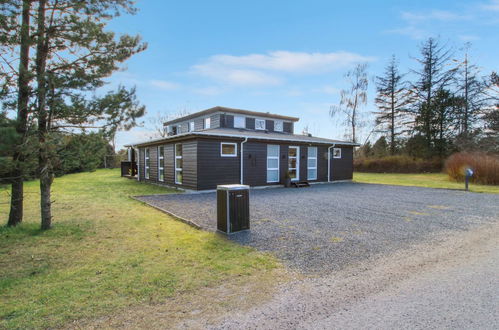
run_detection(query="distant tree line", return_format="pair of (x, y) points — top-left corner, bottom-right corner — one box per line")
(333, 38), (499, 159)
(1, 115), (116, 179)
(1, 0), (146, 229)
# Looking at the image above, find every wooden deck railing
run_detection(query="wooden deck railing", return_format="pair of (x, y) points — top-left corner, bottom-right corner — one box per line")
(121, 161), (137, 177)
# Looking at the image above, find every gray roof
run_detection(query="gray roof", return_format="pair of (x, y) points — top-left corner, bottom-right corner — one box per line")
(163, 106), (300, 126)
(126, 128), (359, 147)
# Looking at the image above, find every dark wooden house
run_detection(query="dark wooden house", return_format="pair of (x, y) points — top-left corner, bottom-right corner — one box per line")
(123, 106), (358, 190)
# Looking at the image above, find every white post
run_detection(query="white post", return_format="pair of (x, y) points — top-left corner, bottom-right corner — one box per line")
(240, 137), (248, 185)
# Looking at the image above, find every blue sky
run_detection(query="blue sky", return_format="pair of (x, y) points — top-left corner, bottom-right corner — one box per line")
(109, 0), (499, 149)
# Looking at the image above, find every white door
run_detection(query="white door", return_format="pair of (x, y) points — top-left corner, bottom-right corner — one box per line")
(288, 146), (299, 181)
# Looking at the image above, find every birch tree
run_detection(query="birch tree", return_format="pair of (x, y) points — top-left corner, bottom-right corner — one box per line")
(330, 63), (369, 144)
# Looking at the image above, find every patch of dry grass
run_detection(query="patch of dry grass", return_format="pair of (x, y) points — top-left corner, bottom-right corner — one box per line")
(354, 172), (499, 194)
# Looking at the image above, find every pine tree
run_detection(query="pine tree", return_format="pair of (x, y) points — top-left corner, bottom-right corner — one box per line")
(484, 72), (499, 136)
(2, 1), (147, 229)
(32, 0), (146, 229)
(0, 0), (33, 226)
(410, 37), (457, 154)
(454, 44), (487, 135)
(374, 55), (412, 155)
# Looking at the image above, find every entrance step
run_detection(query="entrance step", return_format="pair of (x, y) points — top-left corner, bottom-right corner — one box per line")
(291, 181), (310, 188)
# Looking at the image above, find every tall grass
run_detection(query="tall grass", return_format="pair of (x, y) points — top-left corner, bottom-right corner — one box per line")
(354, 155), (442, 173)
(445, 152), (499, 185)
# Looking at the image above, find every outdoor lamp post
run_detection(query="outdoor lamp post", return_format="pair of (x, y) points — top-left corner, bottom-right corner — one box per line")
(465, 168), (474, 191)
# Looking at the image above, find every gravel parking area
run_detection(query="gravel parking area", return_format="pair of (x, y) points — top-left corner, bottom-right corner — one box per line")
(137, 183), (499, 273)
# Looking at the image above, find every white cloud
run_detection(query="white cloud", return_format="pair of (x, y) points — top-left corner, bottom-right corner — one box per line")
(149, 80), (180, 90)
(401, 10), (470, 22)
(192, 86), (225, 96)
(316, 85), (340, 95)
(481, 0), (499, 11)
(458, 34), (480, 41)
(387, 26), (428, 40)
(203, 51), (374, 74)
(190, 51), (374, 87)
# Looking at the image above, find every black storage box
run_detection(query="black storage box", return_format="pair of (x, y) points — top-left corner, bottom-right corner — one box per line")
(217, 184), (250, 234)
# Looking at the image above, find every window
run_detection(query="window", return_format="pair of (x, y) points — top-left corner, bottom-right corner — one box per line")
(255, 119), (266, 130)
(267, 145), (280, 183)
(158, 146), (164, 181)
(145, 148), (150, 179)
(204, 117), (211, 129)
(221, 142), (237, 157)
(234, 116), (246, 128)
(274, 120), (283, 132)
(172, 126), (178, 135)
(333, 148), (342, 159)
(175, 144), (183, 184)
(189, 121), (195, 132)
(307, 147), (317, 180)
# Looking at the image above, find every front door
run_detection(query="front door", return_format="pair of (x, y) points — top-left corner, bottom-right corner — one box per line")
(288, 146), (299, 181)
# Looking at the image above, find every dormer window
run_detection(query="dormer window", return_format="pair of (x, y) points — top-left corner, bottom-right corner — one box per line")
(234, 116), (246, 128)
(189, 121), (195, 132)
(204, 117), (211, 129)
(274, 120), (283, 132)
(255, 119), (266, 130)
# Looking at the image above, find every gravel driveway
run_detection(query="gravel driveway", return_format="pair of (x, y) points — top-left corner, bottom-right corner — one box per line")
(136, 183), (499, 273)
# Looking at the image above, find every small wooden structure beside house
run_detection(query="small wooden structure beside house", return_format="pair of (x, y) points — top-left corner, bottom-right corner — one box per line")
(123, 106), (358, 190)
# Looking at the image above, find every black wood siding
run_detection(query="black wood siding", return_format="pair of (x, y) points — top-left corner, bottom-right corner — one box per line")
(136, 140), (198, 190)
(317, 146), (329, 181)
(197, 138), (241, 190)
(243, 142), (268, 186)
(331, 146), (353, 181)
(136, 139), (354, 190)
(182, 141), (198, 188)
(164, 144), (175, 183)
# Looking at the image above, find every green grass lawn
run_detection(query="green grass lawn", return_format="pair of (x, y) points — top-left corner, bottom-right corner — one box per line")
(0, 169), (279, 329)
(353, 172), (499, 194)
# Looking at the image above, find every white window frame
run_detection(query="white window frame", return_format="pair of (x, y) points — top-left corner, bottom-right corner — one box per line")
(220, 142), (238, 157)
(307, 147), (317, 180)
(189, 121), (195, 132)
(204, 117), (211, 129)
(136, 149), (140, 180)
(158, 146), (164, 182)
(266, 145), (280, 183)
(175, 143), (183, 184)
(274, 120), (283, 132)
(234, 116), (246, 128)
(288, 146), (299, 181)
(255, 118), (266, 130)
(333, 147), (342, 159)
(145, 148), (150, 179)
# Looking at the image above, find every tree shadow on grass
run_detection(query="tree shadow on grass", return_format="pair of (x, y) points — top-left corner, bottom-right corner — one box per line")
(0, 221), (91, 241)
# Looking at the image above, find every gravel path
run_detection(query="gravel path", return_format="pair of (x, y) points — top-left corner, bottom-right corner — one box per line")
(137, 183), (499, 273)
(209, 221), (499, 329)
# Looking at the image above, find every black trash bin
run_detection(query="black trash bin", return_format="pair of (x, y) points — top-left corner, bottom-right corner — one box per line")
(217, 184), (250, 234)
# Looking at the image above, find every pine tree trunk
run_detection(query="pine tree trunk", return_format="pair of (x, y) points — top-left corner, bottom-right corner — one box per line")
(8, 0), (32, 227)
(36, 0), (52, 230)
(8, 179), (23, 226)
(40, 166), (52, 230)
